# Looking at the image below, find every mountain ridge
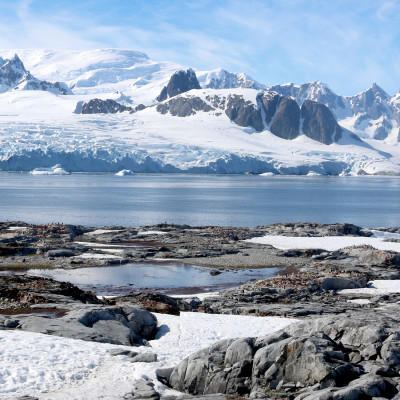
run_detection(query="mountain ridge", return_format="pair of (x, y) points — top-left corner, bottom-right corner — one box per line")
(0, 48), (399, 176)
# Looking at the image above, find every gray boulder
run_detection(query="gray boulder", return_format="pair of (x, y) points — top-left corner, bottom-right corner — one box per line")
(3, 305), (157, 346)
(320, 277), (361, 291)
(167, 310), (400, 399)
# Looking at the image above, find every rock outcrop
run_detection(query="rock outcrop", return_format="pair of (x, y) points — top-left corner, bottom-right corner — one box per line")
(225, 95), (264, 131)
(0, 275), (158, 346)
(301, 100), (343, 144)
(156, 96), (213, 117)
(156, 88), (343, 143)
(156, 69), (201, 102)
(168, 310), (400, 399)
(269, 97), (300, 139)
(80, 99), (135, 114)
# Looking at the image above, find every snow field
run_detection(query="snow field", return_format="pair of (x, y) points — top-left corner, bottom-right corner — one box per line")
(0, 312), (297, 399)
(246, 230), (400, 253)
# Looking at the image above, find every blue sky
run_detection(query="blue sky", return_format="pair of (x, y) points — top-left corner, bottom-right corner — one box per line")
(0, 0), (399, 95)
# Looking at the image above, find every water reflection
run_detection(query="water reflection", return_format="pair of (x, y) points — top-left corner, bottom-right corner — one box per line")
(23, 262), (279, 296)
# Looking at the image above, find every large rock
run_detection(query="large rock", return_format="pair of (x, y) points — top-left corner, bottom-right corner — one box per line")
(80, 99), (134, 114)
(157, 69), (201, 101)
(301, 100), (342, 144)
(269, 97), (300, 139)
(225, 95), (264, 131)
(1, 305), (157, 346)
(156, 96), (213, 117)
(167, 310), (400, 398)
(260, 92), (283, 124)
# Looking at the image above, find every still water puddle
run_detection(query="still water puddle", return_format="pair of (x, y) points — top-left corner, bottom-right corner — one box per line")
(20, 262), (279, 296)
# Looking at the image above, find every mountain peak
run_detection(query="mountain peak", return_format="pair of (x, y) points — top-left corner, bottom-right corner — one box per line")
(156, 69), (201, 102)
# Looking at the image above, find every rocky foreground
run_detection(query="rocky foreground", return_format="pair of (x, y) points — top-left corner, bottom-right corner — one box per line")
(0, 222), (400, 399)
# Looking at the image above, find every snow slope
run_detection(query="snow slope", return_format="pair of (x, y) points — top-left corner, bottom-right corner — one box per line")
(0, 49), (399, 175)
(0, 312), (297, 399)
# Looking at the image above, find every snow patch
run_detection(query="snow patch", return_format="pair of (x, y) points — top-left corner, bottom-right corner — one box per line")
(246, 233), (400, 252)
(0, 312), (297, 399)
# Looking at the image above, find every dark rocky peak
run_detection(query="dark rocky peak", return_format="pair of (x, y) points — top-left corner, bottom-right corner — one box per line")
(225, 94), (264, 132)
(156, 69), (201, 101)
(269, 97), (300, 140)
(301, 100), (342, 144)
(348, 83), (391, 119)
(80, 99), (134, 114)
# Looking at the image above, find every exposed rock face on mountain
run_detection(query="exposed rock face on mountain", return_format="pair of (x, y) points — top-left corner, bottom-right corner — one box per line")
(156, 69), (201, 101)
(347, 83), (394, 140)
(197, 68), (265, 90)
(225, 95), (264, 131)
(0, 54), (71, 95)
(301, 100), (342, 144)
(81, 99), (134, 114)
(349, 83), (391, 119)
(168, 309), (400, 399)
(268, 81), (400, 141)
(270, 97), (300, 139)
(268, 81), (351, 119)
(157, 90), (342, 144)
(156, 96), (212, 117)
(260, 92), (282, 124)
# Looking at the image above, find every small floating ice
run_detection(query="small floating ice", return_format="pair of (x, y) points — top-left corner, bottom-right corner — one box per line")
(306, 171), (322, 176)
(259, 172), (275, 176)
(115, 169), (134, 176)
(30, 164), (70, 175)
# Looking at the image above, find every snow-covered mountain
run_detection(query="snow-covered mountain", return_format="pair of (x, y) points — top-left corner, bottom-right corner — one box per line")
(269, 81), (399, 142)
(0, 49), (399, 175)
(197, 68), (265, 90)
(0, 54), (70, 95)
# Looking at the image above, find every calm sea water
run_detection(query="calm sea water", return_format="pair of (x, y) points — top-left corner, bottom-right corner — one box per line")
(0, 173), (399, 227)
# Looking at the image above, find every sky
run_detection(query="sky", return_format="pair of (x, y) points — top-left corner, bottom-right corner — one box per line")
(0, 0), (399, 96)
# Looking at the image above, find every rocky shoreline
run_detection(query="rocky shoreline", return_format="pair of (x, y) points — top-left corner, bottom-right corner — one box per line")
(1, 221), (400, 399)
